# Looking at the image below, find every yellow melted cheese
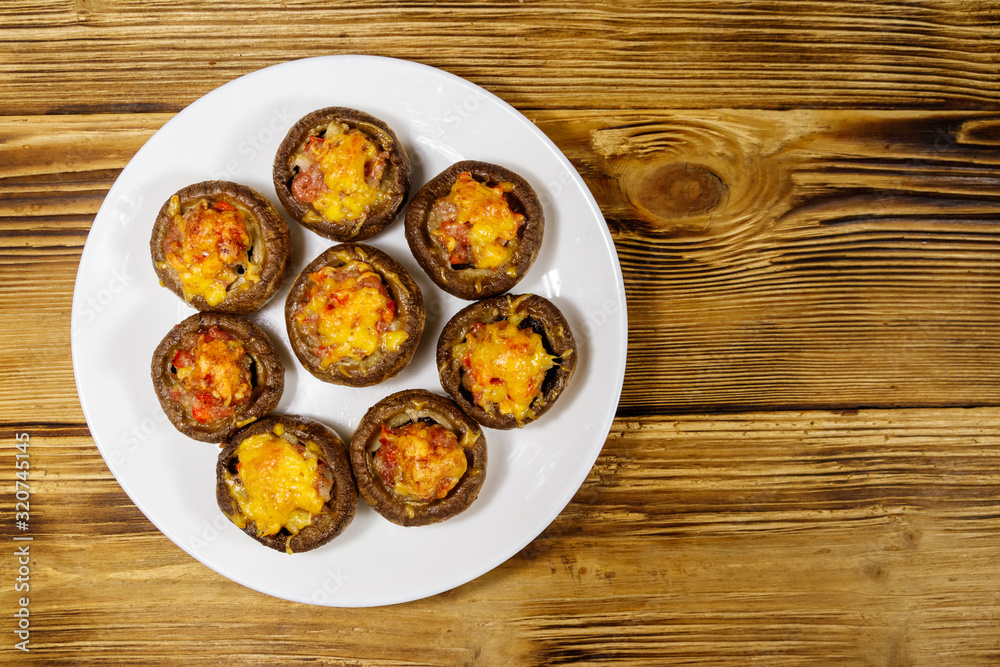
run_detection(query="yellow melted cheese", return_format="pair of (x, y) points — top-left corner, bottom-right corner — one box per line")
(183, 336), (250, 407)
(164, 197), (260, 307)
(296, 261), (407, 367)
(434, 172), (524, 270)
(226, 431), (326, 539)
(454, 315), (556, 423)
(171, 328), (253, 425)
(382, 329), (410, 353)
(309, 129), (389, 223)
(377, 423), (467, 502)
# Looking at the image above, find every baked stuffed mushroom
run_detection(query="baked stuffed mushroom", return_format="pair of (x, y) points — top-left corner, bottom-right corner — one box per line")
(150, 313), (284, 443)
(217, 415), (357, 554)
(273, 107), (411, 241)
(437, 294), (576, 430)
(150, 181), (291, 314)
(350, 389), (487, 527)
(285, 243), (424, 387)
(405, 160), (543, 300)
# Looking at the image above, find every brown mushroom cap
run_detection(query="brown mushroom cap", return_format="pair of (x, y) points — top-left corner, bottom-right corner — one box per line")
(149, 180), (292, 314)
(437, 294), (577, 430)
(272, 107), (411, 241)
(216, 415), (358, 553)
(405, 160), (543, 300)
(284, 243), (424, 387)
(350, 389), (487, 527)
(150, 312), (285, 443)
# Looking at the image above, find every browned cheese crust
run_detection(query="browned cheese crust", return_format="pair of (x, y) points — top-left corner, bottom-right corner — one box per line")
(272, 107), (411, 241)
(216, 415), (358, 553)
(350, 389), (487, 527)
(149, 180), (292, 314)
(284, 243), (424, 387)
(437, 294), (577, 430)
(150, 312), (284, 443)
(405, 160), (543, 300)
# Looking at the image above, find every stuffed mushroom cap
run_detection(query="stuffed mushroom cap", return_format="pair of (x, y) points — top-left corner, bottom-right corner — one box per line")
(150, 180), (291, 314)
(217, 415), (358, 554)
(273, 107), (411, 241)
(437, 293), (576, 430)
(350, 389), (487, 527)
(405, 160), (543, 300)
(150, 312), (284, 443)
(285, 243), (424, 387)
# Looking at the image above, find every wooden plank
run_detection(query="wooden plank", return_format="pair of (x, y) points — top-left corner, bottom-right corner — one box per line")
(0, 2), (999, 115)
(1, 408), (996, 663)
(0, 115), (162, 423)
(4, 111), (1000, 417)
(538, 109), (1000, 413)
(0, 250), (85, 425)
(0, 114), (163, 249)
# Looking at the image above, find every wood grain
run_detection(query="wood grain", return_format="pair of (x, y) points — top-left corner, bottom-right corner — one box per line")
(539, 109), (1000, 414)
(1, 410), (997, 664)
(1, 1), (999, 116)
(3, 111), (1000, 419)
(0, 115), (160, 424)
(2, 2), (1000, 662)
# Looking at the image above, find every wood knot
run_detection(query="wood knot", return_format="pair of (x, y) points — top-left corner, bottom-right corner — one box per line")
(863, 561), (889, 582)
(620, 161), (729, 236)
(630, 162), (726, 221)
(590, 117), (785, 243)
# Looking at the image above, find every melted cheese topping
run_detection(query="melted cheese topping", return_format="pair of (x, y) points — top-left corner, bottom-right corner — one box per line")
(430, 172), (524, 269)
(171, 327), (252, 424)
(454, 315), (556, 423)
(294, 260), (406, 367)
(164, 197), (259, 306)
(298, 125), (390, 224)
(374, 422), (467, 502)
(382, 329), (410, 353)
(226, 430), (328, 539)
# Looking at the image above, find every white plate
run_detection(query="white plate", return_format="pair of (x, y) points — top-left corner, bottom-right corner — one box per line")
(71, 55), (627, 607)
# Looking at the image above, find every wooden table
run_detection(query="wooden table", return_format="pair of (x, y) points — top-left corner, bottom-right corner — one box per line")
(2, 2), (999, 664)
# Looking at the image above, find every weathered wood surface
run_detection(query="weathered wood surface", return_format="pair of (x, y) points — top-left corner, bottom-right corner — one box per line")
(3, 111), (1000, 419)
(2, 1), (1000, 114)
(545, 109), (1000, 414)
(2, 0), (1000, 664)
(1, 411), (998, 664)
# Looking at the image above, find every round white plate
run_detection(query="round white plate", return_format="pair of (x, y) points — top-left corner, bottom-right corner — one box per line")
(71, 55), (627, 607)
